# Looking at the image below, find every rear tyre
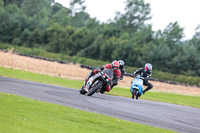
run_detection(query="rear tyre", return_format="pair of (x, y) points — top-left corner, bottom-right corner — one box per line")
(87, 82), (103, 96)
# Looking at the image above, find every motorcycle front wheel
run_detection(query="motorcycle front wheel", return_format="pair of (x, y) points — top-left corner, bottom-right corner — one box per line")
(80, 85), (87, 95)
(87, 82), (103, 96)
(131, 89), (138, 99)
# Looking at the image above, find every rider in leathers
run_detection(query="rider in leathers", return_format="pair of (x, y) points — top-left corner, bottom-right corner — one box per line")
(111, 60), (125, 88)
(132, 63), (153, 95)
(84, 60), (121, 93)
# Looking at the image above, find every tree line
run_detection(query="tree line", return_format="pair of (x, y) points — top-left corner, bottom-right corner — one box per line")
(0, 0), (200, 76)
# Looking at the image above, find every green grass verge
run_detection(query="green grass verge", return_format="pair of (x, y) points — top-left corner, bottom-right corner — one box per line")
(0, 93), (176, 133)
(0, 67), (83, 89)
(0, 66), (200, 108)
(109, 87), (200, 108)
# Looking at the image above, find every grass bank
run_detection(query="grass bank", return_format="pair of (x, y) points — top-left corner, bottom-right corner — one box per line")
(0, 92), (176, 133)
(0, 66), (200, 108)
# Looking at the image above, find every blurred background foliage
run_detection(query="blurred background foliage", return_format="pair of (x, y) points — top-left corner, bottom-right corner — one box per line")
(0, 0), (200, 78)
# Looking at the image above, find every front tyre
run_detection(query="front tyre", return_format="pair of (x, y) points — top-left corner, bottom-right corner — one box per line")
(131, 89), (138, 99)
(80, 85), (87, 95)
(87, 82), (103, 96)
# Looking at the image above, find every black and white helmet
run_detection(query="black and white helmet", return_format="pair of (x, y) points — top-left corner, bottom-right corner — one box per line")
(118, 60), (124, 67)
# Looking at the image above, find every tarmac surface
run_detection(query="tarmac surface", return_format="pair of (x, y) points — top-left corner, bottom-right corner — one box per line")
(0, 76), (200, 133)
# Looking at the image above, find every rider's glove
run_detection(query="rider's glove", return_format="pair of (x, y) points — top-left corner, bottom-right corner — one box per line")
(96, 67), (103, 72)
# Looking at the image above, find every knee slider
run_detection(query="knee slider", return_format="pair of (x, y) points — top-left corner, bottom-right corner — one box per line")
(105, 85), (111, 92)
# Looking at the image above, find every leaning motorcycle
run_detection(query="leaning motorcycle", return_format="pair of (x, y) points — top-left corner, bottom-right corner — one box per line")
(130, 75), (144, 99)
(80, 69), (114, 96)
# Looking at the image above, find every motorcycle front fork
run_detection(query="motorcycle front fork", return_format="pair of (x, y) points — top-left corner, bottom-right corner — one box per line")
(85, 74), (99, 90)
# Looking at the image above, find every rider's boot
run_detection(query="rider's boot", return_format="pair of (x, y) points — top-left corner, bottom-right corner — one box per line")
(136, 96), (138, 99)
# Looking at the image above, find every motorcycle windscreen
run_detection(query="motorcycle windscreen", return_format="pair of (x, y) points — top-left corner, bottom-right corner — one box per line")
(102, 69), (114, 81)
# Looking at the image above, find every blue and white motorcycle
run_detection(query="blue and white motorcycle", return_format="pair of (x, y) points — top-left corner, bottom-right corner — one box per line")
(130, 75), (144, 99)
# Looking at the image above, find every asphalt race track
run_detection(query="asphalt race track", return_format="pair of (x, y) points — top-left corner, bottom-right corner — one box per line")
(0, 76), (200, 133)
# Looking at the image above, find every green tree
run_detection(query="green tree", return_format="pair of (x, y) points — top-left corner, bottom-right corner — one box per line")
(169, 44), (200, 75)
(156, 22), (184, 47)
(3, 0), (24, 7)
(0, 4), (28, 43)
(111, 40), (135, 66)
(51, 8), (71, 26)
(20, 28), (45, 47)
(22, 0), (51, 17)
(121, 25), (154, 66)
(78, 35), (104, 59)
(102, 24), (122, 38)
(30, 8), (50, 30)
(45, 24), (76, 54)
(20, 28), (32, 47)
(70, 27), (94, 55)
(0, 0), (4, 9)
(189, 25), (200, 51)
(147, 43), (172, 71)
(85, 18), (100, 34)
(51, 3), (65, 14)
(71, 12), (90, 28)
(115, 0), (151, 33)
(100, 37), (118, 61)
(70, 0), (86, 16)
